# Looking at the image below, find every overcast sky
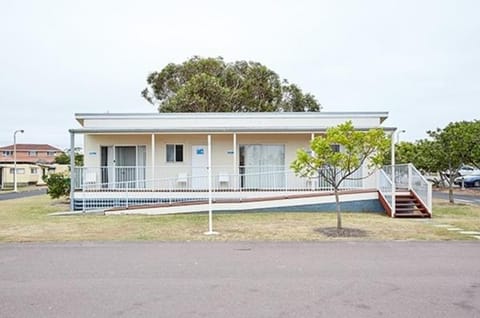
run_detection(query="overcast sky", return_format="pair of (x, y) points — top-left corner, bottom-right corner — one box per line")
(0, 0), (478, 149)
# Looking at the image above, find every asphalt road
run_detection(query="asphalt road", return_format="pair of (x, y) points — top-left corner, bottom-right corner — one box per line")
(0, 188), (47, 201)
(0, 242), (479, 318)
(433, 190), (480, 205)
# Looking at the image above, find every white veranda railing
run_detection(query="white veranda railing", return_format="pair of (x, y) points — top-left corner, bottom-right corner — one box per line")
(73, 165), (365, 191)
(73, 165), (366, 211)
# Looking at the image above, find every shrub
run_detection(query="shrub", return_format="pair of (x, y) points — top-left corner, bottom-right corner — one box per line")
(44, 173), (70, 199)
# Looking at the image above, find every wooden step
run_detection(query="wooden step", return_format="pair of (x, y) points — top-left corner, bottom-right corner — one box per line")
(394, 192), (430, 218)
(394, 211), (428, 218)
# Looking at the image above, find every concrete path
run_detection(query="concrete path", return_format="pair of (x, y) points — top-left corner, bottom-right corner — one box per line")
(0, 242), (479, 317)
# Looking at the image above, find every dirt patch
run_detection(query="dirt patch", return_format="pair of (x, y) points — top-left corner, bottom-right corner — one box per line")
(315, 227), (368, 238)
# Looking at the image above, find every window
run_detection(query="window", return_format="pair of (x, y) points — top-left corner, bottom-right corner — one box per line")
(330, 144), (341, 153)
(239, 144), (285, 188)
(2, 151), (13, 157)
(166, 144), (183, 162)
(28, 151), (38, 157)
(31, 168), (38, 174)
(47, 151), (56, 156)
(10, 168), (25, 174)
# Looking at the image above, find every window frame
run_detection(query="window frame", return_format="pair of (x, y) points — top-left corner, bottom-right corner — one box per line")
(166, 144), (184, 163)
(330, 144), (341, 153)
(10, 168), (25, 174)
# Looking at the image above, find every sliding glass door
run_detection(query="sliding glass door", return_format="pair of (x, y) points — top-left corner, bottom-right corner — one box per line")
(239, 144), (285, 189)
(100, 145), (146, 188)
(115, 146), (136, 188)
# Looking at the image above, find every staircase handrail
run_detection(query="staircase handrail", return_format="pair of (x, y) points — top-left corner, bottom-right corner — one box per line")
(408, 163), (432, 214)
(377, 169), (394, 213)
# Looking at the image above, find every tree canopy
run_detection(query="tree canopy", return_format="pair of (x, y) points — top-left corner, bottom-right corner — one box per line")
(291, 121), (389, 229)
(382, 140), (434, 173)
(425, 120), (480, 202)
(142, 56), (321, 113)
(55, 150), (84, 166)
(385, 120), (480, 203)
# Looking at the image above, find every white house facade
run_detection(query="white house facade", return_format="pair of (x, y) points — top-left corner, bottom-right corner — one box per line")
(69, 112), (432, 217)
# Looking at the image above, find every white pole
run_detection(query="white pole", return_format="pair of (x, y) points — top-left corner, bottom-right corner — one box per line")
(112, 145), (116, 188)
(408, 163), (412, 191)
(13, 135), (17, 192)
(233, 133), (237, 190)
(391, 130), (396, 217)
(396, 129), (406, 145)
(13, 129), (24, 192)
(208, 134), (212, 232)
(69, 132), (75, 211)
(205, 134), (218, 235)
(151, 134), (155, 189)
(311, 133), (315, 190)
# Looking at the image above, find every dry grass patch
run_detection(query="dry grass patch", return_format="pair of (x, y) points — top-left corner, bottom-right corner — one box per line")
(0, 195), (478, 242)
(432, 198), (480, 232)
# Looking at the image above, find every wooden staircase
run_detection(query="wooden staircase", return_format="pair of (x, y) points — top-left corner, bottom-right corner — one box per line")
(394, 191), (430, 218)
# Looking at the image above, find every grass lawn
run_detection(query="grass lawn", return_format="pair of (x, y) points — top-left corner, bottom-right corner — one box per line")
(431, 199), (480, 231)
(0, 195), (478, 242)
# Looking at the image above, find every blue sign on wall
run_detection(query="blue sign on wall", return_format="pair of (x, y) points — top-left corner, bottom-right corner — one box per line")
(196, 148), (205, 155)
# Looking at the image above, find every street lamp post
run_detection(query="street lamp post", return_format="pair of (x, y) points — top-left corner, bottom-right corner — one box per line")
(396, 129), (406, 144)
(13, 129), (24, 192)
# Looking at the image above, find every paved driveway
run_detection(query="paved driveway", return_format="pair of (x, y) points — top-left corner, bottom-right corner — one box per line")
(0, 188), (46, 201)
(0, 242), (479, 317)
(433, 190), (480, 205)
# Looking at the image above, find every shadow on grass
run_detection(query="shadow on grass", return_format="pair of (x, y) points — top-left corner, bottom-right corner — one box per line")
(315, 227), (368, 238)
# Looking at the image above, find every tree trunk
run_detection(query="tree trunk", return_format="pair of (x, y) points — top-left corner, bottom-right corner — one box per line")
(334, 187), (342, 229)
(448, 175), (455, 204)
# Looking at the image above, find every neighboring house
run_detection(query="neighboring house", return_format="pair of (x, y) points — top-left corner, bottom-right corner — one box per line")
(69, 112), (432, 217)
(0, 144), (68, 189)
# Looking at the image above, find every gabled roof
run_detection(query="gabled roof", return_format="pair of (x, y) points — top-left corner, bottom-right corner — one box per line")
(0, 144), (63, 152)
(0, 144), (64, 165)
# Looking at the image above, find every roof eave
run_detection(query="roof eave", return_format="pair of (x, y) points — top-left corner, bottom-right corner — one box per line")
(69, 126), (397, 134)
(74, 111), (390, 120)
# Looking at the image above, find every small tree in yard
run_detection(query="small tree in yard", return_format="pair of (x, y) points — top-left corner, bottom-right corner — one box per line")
(44, 173), (70, 200)
(425, 120), (480, 203)
(291, 121), (389, 230)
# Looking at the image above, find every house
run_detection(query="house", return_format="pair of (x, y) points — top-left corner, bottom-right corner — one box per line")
(0, 144), (68, 189)
(69, 112), (432, 217)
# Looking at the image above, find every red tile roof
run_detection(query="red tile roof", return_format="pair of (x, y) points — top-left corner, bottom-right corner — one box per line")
(0, 144), (63, 152)
(0, 144), (64, 164)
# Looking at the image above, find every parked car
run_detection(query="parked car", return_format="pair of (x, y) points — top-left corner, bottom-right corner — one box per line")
(458, 165), (480, 176)
(454, 174), (480, 188)
(446, 165), (480, 179)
